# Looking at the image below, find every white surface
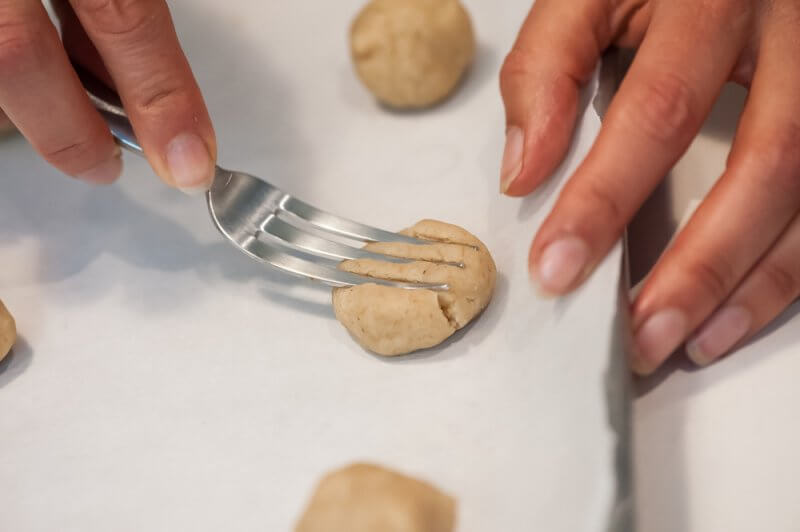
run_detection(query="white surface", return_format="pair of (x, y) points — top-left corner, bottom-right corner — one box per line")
(0, 2), (624, 531)
(633, 84), (800, 532)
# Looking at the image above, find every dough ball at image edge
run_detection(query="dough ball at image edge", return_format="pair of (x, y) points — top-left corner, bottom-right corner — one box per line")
(295, 463), (456, 532)
(0, 299), (16, 362)
(349, 0), (476, 109)
(332, 219), (496, 356)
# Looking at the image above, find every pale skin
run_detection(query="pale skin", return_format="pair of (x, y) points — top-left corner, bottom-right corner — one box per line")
(0, 0), (216, 191)
(500, 0), (800, 374)
(2, 1), (797, 375)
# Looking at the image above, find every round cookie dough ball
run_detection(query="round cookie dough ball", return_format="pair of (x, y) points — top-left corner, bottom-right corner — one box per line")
(295, 463), (456, 532)
(0, 299), (16, 362)
(349, 0), (476, 109)
(333, 219), (496, 356)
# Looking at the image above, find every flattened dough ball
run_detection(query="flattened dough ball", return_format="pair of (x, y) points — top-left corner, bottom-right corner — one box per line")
(0, 299), (16, 362)
(333, 219), (496, 356)
(295, 463), (456, 532)
(350, 0), (476, 109)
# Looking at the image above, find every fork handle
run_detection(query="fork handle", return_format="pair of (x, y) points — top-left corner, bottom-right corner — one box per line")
(74, 63), (145, 157)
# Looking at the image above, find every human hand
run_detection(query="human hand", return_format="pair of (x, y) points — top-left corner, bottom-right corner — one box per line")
(0, 108), (13, 134)
(0, 0), (216, 191)
(499, 0), (800, 374)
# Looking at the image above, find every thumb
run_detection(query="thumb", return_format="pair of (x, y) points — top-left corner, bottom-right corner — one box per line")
(499, 0), (621, 196)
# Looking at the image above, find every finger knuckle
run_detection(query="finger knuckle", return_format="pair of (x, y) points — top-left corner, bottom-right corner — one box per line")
(133, 77), (190, 115)
(0, 22), (45, 75)
(734, 122), (800, 193)
(622, 72), (696, 145)
(72, 0), (159, 39)
(579, 180), (625, 228)
(499, 47), (578, 126)
(759, 260), (799, 298)
(41, 135), (104, 174)
(684, 258), (734, 301)
(499, 47), (531, 96)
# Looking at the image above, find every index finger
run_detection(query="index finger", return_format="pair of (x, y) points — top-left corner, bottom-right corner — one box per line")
(68, 0), (216, 192)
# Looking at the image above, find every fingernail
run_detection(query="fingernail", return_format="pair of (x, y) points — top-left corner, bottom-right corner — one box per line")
(77, 145), (122, 184)
(166, 132), (213, 193)
(533, 236), (590, 295)
(632, 308), (687, 375)
(500, 126), (524, 194)
(686, 306), (751, 366)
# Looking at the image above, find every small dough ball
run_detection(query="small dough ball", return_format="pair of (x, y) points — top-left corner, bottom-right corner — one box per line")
(333, 219), (496, 355)
(0, 299), (16, 362)
(295, 463), (456, 532)
(350, 0), (476, 109)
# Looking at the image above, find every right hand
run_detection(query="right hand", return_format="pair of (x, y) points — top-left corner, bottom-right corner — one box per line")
(0, 0), (216, 192)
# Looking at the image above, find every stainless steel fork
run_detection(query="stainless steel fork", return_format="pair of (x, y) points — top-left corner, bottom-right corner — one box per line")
(76, 66), (446, 290)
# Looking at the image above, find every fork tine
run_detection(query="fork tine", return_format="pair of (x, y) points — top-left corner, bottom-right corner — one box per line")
(279, 195), (425, 244)
(78, 63), (449, 290)
(239, 234), (448, 290)
(264, 215), (466, 268)
(260, 215), (413, 263)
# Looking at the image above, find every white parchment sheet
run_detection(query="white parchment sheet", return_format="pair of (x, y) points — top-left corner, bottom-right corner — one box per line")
(0, 2), (628, 531)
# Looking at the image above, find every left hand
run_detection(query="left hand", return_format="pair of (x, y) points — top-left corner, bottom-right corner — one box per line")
(499, 0), (800, 374)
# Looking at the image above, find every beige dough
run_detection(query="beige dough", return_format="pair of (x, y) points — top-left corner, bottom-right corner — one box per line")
(295, 463), (456, 532)
(349, 0), (475, 109)
(0, 299), (16, 362)
(333, 219), (496, 356)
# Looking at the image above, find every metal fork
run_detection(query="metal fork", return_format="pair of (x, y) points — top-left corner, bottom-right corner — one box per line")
(76, 66), (447, 290)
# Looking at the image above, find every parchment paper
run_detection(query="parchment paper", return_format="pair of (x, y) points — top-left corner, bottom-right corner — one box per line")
(0, 2), (628, 530)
